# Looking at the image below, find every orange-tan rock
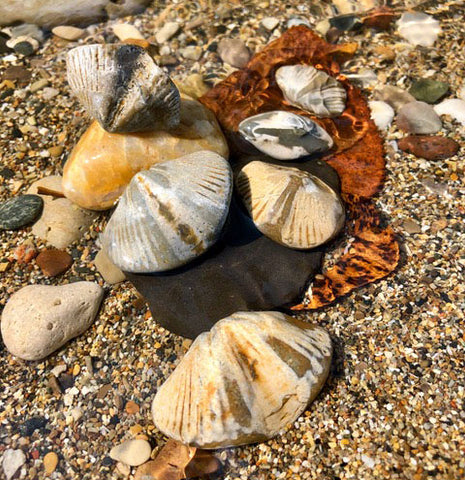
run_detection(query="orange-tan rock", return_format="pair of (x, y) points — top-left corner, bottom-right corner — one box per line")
(62, 96), (229, 210)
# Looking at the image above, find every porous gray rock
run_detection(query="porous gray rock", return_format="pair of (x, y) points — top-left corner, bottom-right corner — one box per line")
(1, 282), (103, 361)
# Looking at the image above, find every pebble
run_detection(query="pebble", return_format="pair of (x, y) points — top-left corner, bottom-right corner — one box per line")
(0, 194), (43, 230)
(174, 73), (209, 100)
(109, 439), (152, 466)
(396, 101), (442, 134)
(397, 11), (441, 47)
(48, 145), (64, 157)
(261, 17), (280, 31)
(125, 400), (140, 415)
(401, 218), (422, 235)
(398, 135), (459, 161)
(179, 45), (202, 61)
(217, 38), (250, 68)
(369, 100), (394, 130)
(36, 249), (73, 277)
(21, 416), (47, 436)
(112, 23), (144, 41)
(27, 175), (97, 248)
(155, 21), (179, 43)
(41, 87), (60, 100)
(409, 79), (449, 104)
(434, 98), (465, 126)
(14, 241), (38, 264)
(6, 35), (39, 55)
(29, 78), (49, 92)
(43, 452), (58, 474)
(52, 25), (85, 41)
(1, 282), (104, 361)
(94, 249), (126, 284)
(2, 449), (26, 480)
(374, 85), (415, 111)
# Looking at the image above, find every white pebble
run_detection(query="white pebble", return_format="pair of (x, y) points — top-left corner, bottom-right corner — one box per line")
(261, 17), (279, 31)
(109, 439), (152, 466)
(2, 449), (26, 480)
(113, 23), (145, 41)
(155, 21), (179, 44)
(52, 25), (85, 41)
(434, 98), (465, 126)
(369, 101), (395, 130)
(397, 12), (441, 47)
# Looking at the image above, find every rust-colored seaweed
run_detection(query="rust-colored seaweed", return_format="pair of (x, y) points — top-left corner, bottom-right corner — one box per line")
(200, 26), (400, 309)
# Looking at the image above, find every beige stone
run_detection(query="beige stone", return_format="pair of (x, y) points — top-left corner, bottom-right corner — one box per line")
(27, 176), (97, 249)
(1, 282), (103, 361)
(62, 96), (229, 210)
(152, 311), (332, 448)
(109, 439), (152, 466)
(93, 249), (126, 284)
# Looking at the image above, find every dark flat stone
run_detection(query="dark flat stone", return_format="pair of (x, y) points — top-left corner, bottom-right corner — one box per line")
(409, 79), (449, 104)
(126, 159), (341, 339)
(0, 194), (43, 230)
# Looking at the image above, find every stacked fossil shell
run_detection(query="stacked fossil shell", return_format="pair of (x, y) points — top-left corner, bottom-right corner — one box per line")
(64, 42), (341, 449)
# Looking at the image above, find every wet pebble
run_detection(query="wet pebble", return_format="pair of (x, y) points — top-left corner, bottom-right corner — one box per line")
(398, 135), (459, 161)
(217, 38), (250, 68)
(396, 101), (442, 134)
(2, 449), (26, 480)
(109, 439), (152, 466)
(409, 78), (449, 104)
(0, 194), (43, 230)
(36, 249), (73, 277)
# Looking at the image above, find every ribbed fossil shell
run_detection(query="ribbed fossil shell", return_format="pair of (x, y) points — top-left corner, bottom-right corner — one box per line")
(236, 161), (345, 249)
(275, 65), (346, 118)
(152, 311), (332, 448)
(102, 151), (233, 273)
(67, 43), (180, 133)
(238, 110), (333, 160)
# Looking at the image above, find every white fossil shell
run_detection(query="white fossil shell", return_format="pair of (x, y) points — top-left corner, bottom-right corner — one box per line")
(102, 151), (233, 273)
(238, 110), (333, 160)
(152, 311), (332, 448)
(275, 65), (346, 118)
(67, 43), (180, 133)
(397, 12), (441, 47)
(236, 161), (345, 249)
(369, 100), (394, 130)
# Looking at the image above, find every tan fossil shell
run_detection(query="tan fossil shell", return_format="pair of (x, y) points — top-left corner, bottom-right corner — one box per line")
(236, 161), (345, 249)
(67, 43), (180, 133)
(152, 311), (332, 448)
(275, 65), (346, 118)
(102, 151), (233, 273)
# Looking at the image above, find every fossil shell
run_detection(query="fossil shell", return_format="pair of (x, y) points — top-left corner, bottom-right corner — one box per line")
(275, 65), (346, 118)
(238, 110), (333, 160)
(102, 151), (233, 273)
(236, 161), (345, 249)
(397, 12), (441, 47)
(152, 311), (332, 448)
(67, 43), (180, 133)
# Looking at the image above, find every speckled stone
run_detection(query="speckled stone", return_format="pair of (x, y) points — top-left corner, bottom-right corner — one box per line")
(0, 195), (43, 230)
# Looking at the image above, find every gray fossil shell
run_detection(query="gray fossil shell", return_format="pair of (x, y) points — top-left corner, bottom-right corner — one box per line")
(236, 161), (345, 249)
(152, 311), (332, 448)
(238, 110), (333, 160)
(275, 65), (346, 118)
(102, 151), (233, 273)
(67, 43), (180, 133)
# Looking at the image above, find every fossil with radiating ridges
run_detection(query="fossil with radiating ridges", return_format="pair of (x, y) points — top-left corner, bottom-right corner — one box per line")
(236, 161), (345, 249)
(275, 65), (346, 117)
(102, 151), (232, 273)
(67, 43), (180, 133)
(152, 311), (332, 448)
(238, 110), (333, 160)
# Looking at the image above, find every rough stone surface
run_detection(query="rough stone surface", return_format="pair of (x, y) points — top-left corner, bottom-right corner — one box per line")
(126, 158), (339, 339)
(93, 249), (126, 284)
(217, 38), (250, 68)
(27, 176), (97, 248)
(36, 249), (73, 277)
(409, 79), (449, 104)
(398, 135), (459, 161)
(396, 101), (442, 134)
(62, 96), (228, 210)
(109, 439), (152, 466)
(0, 195), (43, 230)
(152, 311), (332, 448)
(0, 0), (151, 27)
(1, 282), (103, 361)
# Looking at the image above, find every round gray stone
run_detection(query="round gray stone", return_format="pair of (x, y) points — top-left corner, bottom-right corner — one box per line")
(0, 195), (43, 230)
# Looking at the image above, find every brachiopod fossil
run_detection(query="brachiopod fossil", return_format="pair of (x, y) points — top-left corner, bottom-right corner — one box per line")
(275, 65), (346, 117)
(236, 160), (345, 249)
(152, 311), (332, 448)
(67, 43), (180, 133)
(102, 151), (233, 273)
(238, 110), (333, 160)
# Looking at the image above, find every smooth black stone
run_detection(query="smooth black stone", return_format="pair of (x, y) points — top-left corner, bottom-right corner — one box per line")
(329, 14), (362, 31)
(21, 416), (47, 436)
(0, 194), (43, 230)
(126, 160), (341, 339)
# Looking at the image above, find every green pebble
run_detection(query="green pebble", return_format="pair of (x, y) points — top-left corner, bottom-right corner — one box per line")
(0, 194), (43, 230)
(409, 79), (449, 104)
